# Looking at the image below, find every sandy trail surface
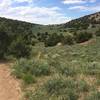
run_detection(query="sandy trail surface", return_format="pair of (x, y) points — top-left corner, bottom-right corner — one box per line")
(0, 62), (21, 100)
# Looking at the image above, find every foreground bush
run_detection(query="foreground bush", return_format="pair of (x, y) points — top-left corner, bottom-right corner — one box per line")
(85, 91), (100, 100)
(58, 65), (77, 77)
(44, 78), (77, 96)
(8, 39), (31, 58)
(31, 75), (91, 100)
(13, 58), (51, 84)
(0, 25), (33, 59)
(0, 27), (11, 58)
(82, 61), (100, 76)
(23, 74), (36, 85)
(96, 29), (100, 36)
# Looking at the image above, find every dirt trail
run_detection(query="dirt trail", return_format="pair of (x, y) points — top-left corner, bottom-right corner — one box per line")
(0, 62), (21, 100)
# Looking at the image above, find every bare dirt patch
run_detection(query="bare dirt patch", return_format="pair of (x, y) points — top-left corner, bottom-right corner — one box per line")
(79, 39), (96, 46)
(0, 62), (22, 100)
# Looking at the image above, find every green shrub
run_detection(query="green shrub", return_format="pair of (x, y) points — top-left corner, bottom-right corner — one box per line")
(74, 32), (93, 43)
(78, 80), (89, 92)
(44, 33), (63, 47)
(85, 91), (100, 100)
(60, 66), (76, 77)
(62, 34), (74, 45)
(0, 22), (34, 59)
(23, 74), (36, 84)
(83, 62), (100, 75)
(45, 79), (67, 95)
(0, 27), (11, 58)
(12, 58), (34, 78)
(96, 77), (100, 86)
(8, 38), (31, 58)
(27, 77), (93, 100)
(13, 59), (51, 79)
(31, 61), (50, 76)
(96, 29), (100, 36)
(44, 78), (78, 98)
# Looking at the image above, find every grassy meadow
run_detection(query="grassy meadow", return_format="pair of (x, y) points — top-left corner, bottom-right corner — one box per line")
(13, 37), (100, 100)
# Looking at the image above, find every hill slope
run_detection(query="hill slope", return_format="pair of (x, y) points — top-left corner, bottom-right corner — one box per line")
(0, 12), (100, 58)
(13, 37), (100, 100)
(63, 12), (100, 29)
(0, 12), (100, 100)
(0, 11), (100, 35)
(32, 12), (100, 34)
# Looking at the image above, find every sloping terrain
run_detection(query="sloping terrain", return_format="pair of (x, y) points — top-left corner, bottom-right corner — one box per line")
(12, 37), (100, 100)
(0, 11), (100, 100)
(0, 62), (21, 100)
(63, 12), (100, 29)
(0, 12), (100, 35)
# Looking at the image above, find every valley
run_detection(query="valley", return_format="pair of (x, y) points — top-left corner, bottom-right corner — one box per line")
(0, 12), (100, 100)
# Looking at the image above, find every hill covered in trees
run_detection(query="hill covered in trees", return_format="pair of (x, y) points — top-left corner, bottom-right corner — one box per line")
(0, 12), (100, 59)
(0, 17), (46, 58)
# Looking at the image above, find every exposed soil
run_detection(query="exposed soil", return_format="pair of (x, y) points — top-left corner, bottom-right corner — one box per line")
(0, 61), (21, 100)
(79, 39), (96, 45)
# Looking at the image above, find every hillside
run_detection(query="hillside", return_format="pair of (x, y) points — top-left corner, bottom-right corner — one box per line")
(0, 11), (100, 36)
(13, 37), (100, 100)
(0, 12), (100, 100)
(63, 12), (100, 30)
(0, 12), (100, 58)
(0, 12), (100, 33)
(33, 12), (100, 35)
(0, 17), (43, 35)
(0, 17), (43, 58)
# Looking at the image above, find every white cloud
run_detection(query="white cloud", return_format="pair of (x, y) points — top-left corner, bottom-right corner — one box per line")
(63, 0), (99, 12)
(0, 0), (71, 24)
(69, 6), (87, 10)
(63, 0), (86, 4)
(69, 5), (100, 12)
(14, 0), (33, 2)
(62, 0), (96, 4)
(0, 0), (12, 8)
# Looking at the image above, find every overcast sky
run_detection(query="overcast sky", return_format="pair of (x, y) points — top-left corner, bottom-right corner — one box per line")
(0, 0), (100, 25)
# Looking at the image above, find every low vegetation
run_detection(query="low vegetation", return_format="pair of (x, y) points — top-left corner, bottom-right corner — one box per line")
(0, 12), (100, 58)
(0, 12), (100, 100)
(13, 58), (51, 84)
(12, 37), (100, 100)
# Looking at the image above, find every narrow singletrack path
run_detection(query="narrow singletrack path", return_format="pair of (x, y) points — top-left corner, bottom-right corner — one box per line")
(0, 62), (21, 100)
